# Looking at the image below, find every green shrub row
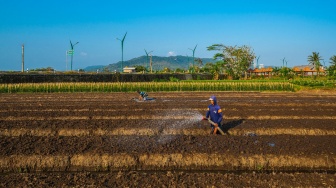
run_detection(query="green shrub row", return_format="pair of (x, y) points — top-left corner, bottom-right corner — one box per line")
(0, 81), (295, 93)
(290, 80), (336, 88)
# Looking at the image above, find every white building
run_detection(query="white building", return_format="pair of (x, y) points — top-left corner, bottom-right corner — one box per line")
(123, 67), (136, 73)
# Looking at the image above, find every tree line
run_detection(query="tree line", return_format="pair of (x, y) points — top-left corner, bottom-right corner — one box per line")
(18, 44), (336, 80)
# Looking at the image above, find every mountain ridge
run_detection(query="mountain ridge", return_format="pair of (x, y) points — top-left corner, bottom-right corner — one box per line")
(84, 55), (215, 72)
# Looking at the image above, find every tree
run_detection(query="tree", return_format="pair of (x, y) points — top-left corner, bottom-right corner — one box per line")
(103, 67), (110, 72)
(272, 67), (281, 76)
(175, 68), (185, 73)
(194, 58), (203, 73)
(203, 61), (223, 80)
(163, 67), (171, 73)
(330, 55), (336, 67)
(308, 52), (323, 76)
(195, 58), (203, 67)
(328, 55), (336, 76)
(194, 66), (200, 73)
(202, 62), (212, 73)
(207, 44), (255, 79)
(134, 65), (146, 72)
(31, 67), (54, 71)
(279, 67), (294, 79)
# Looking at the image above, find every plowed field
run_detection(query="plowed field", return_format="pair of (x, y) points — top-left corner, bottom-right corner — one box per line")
(0, 92), (335, 187)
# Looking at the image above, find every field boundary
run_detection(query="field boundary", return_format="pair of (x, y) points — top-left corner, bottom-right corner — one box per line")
(1, 127), (336, 136)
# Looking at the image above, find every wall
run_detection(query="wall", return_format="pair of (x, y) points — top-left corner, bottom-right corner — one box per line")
(0, 73), (220, 83)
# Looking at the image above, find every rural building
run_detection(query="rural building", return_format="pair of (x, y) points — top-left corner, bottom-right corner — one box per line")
(247, 65), (326, 77)
(248, 67), (273, 77)
(123, 67), (136, 73)
(292, 65), (325, 76)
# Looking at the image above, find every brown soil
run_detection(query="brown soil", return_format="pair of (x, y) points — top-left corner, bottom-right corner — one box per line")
(0, 92), (335, 187)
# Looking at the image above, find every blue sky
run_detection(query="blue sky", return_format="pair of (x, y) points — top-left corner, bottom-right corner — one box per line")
(1, 0), (336, 71)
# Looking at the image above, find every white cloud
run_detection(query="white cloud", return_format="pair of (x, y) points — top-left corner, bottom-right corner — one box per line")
(80, 52), (88, 56)
(167, 51), (176, 56)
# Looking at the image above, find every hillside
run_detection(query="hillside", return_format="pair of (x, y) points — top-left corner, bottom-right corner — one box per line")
(84, 55), (215, 72)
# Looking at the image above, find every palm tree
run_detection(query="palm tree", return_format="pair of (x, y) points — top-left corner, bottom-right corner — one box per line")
(308, 52), (323, 76)
(330, 55), (336, 67)
(329, 55), (336, 76)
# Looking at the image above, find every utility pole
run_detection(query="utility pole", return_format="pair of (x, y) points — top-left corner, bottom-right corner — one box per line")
(150, 53), (153, 73)
(186, 54), (189, 70)
(21, 44), (24, 72)
(65, 51), (68, 71)
(188, 44), (197, 73)
(117, 32), (127, 72)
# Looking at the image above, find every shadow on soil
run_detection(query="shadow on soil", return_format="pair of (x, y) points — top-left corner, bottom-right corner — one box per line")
(222, 119), (245, 135)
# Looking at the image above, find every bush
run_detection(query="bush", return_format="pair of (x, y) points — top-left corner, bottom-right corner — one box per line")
(169, 76), (179, 82)
(153, 78), (168, 82)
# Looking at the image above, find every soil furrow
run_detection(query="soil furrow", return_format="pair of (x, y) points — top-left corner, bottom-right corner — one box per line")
(1, 92), (335, 186)
(1, 135), (335, 156)
(1, 127), (336, 136)
(1, 171), (335, 187)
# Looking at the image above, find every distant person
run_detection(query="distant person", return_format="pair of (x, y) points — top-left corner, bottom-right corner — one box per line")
(204, 95), (223, 134)
(137, 90), (149, 101)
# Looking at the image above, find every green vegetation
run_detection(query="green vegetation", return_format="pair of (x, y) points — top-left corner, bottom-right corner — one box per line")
(2, 44), (335, 93)
(307, 52), (323, 76)
(207, 44), (255, 80)
(290, 79), (336, 88)
(0, 81), (295, 93)
(327, 55), (336, 77)
(30, 67), (55, 72)
(14, 50), (335, 82)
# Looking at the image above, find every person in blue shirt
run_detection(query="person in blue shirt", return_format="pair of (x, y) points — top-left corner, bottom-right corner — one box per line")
(204, 95), (223, 134)
(137, 90), (148, 101)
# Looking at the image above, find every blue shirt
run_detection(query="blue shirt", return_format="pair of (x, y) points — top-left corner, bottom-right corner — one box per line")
(205, 95), (223, 124)
(139, 91), (148, 97)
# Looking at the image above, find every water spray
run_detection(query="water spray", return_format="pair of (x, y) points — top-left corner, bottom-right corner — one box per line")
(156, 110), (204, 144)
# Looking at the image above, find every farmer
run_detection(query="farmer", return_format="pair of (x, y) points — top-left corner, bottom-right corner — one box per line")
(137, 90), (149, 101)
(204, 95), (223, 134)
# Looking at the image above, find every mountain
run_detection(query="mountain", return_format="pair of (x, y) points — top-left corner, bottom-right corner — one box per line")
(83, 65), (105, 72)
(84, 55), (215, 72)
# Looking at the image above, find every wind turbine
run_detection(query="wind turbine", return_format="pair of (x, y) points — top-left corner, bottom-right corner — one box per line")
(144, 49), (153, 72)
(117, 32), (127, 72)
(69, 40), (79, 71)
(188, 44), (197, 73)
(256, 56), (260, 69)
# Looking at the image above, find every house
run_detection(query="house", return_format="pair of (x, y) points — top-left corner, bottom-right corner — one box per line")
(247, 67), (273, 77)
(292, 65), (325, 76)
(123, 67), (136, 73)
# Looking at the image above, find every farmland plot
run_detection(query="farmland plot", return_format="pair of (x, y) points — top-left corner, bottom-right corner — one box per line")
(0, 92), (335, 187)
